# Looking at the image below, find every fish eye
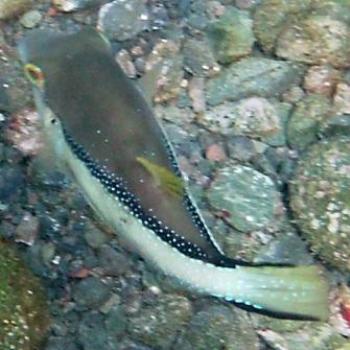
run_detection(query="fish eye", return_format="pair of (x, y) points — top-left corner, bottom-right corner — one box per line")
(24, 63), (45, 88)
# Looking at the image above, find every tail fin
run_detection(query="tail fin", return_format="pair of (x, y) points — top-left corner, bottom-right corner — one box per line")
(230, 265), (329, 320)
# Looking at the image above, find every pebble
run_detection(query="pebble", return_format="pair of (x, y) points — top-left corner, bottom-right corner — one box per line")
(206, 7), (255, 64)
(175, 305), (259, 350)
(98, 0), (149, 41)
(128, 294), (192, 349)
(205, 57), (304, 106)
(97, 244), (130, 276)
(287, 94), (331, 151)
(304, 65), (340, 96)
(276, 2), (350, 68)
(183, 38), (220, 77)
(290, 138), (350, 272)
(53, 0), (105, 12)
(19, 9), (42, 28)
(205, 143), (226, 162)
(207, 164), (282, 232)
(84, 223), (108, 249)
(116, 49), (137, 78)
(15, 211), (39, 246)
(253, 0), (312, 52)
(333, 83), (350, 116)
(6, 108), (43, 156)
(72, 276), (111, 309)
(188, 77), (206, 113)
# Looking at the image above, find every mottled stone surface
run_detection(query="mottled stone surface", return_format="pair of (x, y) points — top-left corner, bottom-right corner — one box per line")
(207, 164), (282, 232)
(206, 7), (255, 64)
(175, 305), (259, 350)
(0, 0), (33, 20)
(253, 0), (312, 52)
(276, 3), (350, 68)
(98, 0), (148, 41)
(0, 241), (49, 350)
(128, 294), (192, 349)
(205, 57), (304, 106)
(287, 94), (332, 150)
(290, 138), (350, 271)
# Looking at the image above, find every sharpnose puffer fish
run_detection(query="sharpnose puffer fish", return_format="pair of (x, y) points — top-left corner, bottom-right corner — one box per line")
(18, 28), (329, 320)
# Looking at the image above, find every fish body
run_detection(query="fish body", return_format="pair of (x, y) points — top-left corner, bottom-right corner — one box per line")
(18, 28), (329, 320)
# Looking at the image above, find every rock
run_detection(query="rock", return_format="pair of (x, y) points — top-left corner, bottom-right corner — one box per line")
(253, 0), (312, 52)
(15, 212), (39, 246)
(207, 164), (282, 232)
(175, 305), (259, 350)
(116, 49), (137, 78)
(290, 138), (350, 272)
(287, 94), (332, 151)
(0, 33), (32, 112)
(282, 86), (305, 104)
(0, 0), (32, 20)
(53, 0), (106, 12)
(0, 163), (24, 204)
(72, 276), (111, 309)
(231, 97), (282, 141)
(19, 9), (42, 28)
(105, 305), (126, 337)
(227, 136), (257, 162)
(78, 311), (118, 350)
(254, 230), (313, 265)
(205, 143), (226, 162)
(0, 241), (49, 350)
(200, 97), (288, 146)
(6, 108), (43, 156)
(84, 223), (108, 249)
(304, 65), (340, 97)
(128, 294), (192, 349)
(235, 0), (258, 10)
(98, 0), (149, 41)
(147, 41), (184, 103)
(320, 114), (350, 139)
(97, 245), (130, 277)
(206, 7), (255, 64)
(276, 4), (350, 68)
(183, 38), (220, 77)
(188, 77), (206, 113)
(205, 57), (304, 106)
(333, 83), (350, 116)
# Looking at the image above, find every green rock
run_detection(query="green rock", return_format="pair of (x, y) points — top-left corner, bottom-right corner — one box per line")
(175, 305), (259, 350)
(19, 9), (42, 28)
(207, 164), (282, 232)
(276, 3), (350, 68)
(290, 138), (350, 271)
(206, 7), (255, 64)
(0, 0), (32, 20)
(205, 57), (304, 106)
(183, 38), (220, 77)
(0, 241), (49, 350)
(253, 0), (312, 52)
(128, 294), (192, 349)
(287, 94), (332, 151)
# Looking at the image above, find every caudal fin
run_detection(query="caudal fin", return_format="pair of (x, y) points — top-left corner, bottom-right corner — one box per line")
(230, 265), (329, 320)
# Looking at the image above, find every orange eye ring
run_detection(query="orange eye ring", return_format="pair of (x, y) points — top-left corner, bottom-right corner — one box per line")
(24, 63), (45, 88)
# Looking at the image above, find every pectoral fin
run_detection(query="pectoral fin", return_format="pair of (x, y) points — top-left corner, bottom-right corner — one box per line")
(136, 156), (184, 198)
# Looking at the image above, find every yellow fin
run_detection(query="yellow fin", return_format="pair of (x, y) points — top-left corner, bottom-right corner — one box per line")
(136, 156), (184, 198)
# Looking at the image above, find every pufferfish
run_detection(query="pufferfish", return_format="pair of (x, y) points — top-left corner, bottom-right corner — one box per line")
(18, 28), (329, 320)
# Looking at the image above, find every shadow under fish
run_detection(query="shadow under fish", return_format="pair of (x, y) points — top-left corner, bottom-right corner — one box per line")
(18, 28), (329, 321)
